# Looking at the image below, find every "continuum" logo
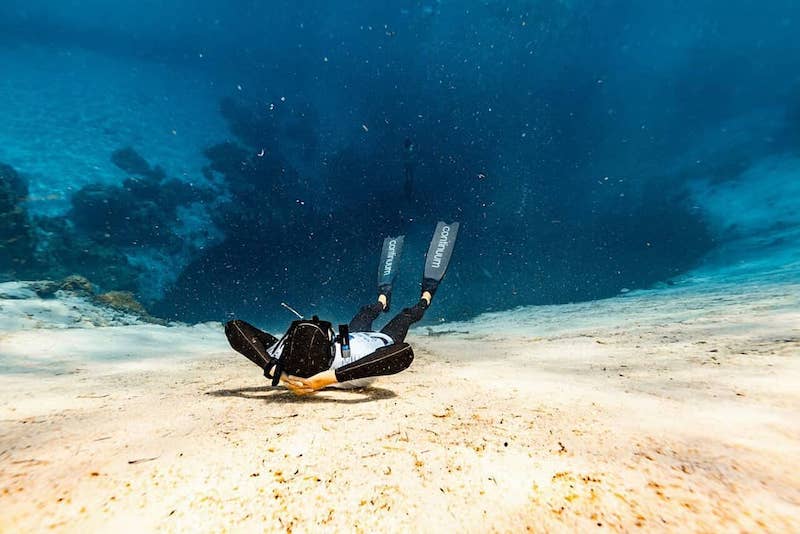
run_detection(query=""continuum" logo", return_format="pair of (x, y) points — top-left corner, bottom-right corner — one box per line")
(383, 239), (398, 276)
(431, 226), (450, 269)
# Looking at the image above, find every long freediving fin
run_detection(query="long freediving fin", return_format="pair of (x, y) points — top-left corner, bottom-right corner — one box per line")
(422, 221), (460, 299)
(377, 235), (405, 311)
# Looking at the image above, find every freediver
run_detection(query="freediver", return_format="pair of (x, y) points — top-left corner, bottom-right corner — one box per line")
(402, 137), (416, 201)
(224, 222), (459, 395)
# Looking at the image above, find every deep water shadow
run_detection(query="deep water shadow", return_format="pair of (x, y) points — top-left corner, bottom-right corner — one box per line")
(206, 385), (397, 404)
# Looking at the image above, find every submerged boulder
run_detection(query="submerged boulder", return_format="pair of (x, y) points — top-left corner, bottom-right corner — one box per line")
(94, 290), (168, 325)
(33, 216), (142, 292)
(32, 275), (95, 298)
(111, 146), (165, 181)
(94, 290), (146, 314)
(0, 162), (35, 277)
(59, 274), (95, 295)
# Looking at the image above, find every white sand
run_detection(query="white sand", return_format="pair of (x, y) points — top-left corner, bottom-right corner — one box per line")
(1, 277), (798, 532)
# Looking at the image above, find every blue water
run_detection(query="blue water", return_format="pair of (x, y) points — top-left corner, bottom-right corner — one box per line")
(0, 1), (798, 329)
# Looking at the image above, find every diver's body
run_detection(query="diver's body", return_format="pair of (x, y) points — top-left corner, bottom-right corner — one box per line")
(402, 138), (416, 200)
(225, 222), (459, 395)
(226, 296), (430, 391)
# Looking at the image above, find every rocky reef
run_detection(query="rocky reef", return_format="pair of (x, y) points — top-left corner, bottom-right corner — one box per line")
(21, 274), (168, 325)
(70, 147), (212, 249)
(0, 163), (35, 277)
(1, 147), (217, 305)
(0, 276), (170, 329)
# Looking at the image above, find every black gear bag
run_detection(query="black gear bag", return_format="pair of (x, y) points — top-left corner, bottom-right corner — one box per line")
(271, 316), (336, 386)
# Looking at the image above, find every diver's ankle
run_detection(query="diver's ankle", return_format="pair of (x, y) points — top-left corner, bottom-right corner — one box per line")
(378, 294), (388, 310)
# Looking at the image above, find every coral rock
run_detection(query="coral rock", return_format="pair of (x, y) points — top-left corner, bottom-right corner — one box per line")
(95, 291), (147, 315)
(59, 275), (95, 295)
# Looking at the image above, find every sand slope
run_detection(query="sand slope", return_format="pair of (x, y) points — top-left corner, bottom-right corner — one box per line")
(1, 279), (798, 532)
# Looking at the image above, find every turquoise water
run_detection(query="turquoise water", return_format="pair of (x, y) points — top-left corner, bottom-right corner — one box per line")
(0, 1), (798, 329)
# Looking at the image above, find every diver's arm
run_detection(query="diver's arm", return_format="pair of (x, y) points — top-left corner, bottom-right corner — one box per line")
(284, 344), (414, 395)
(283, 370), (337, 395)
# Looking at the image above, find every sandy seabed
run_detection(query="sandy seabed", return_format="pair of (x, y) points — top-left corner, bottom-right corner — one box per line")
(0, 277), (798, 533)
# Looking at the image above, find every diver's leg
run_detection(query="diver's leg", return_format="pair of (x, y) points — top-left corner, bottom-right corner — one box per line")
(283, 343), (415, 394)
(380, 221), (459, 342)
(380, 299), (428, 343)
(348, 301), (384, 332)
(335, 343), (414, 382)
(224, 319), (279, 371)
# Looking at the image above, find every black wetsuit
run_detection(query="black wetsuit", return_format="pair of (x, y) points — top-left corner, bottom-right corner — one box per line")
(225, 221), (458, 388)
(349, 299), (427, 344)
(225, 299), (429, 385)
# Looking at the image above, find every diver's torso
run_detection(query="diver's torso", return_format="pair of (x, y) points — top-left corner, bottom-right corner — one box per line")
(330, 332), (392, 389)
(268, 330), (392, 388)
(331, 331), (393, 369)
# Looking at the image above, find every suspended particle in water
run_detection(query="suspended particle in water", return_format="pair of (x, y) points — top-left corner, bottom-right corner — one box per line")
(362, 124), (369, 132)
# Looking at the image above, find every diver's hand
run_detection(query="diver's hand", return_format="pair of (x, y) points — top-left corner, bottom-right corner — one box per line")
(282, 370), (338, 396)
(281, 374), (311, 395)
